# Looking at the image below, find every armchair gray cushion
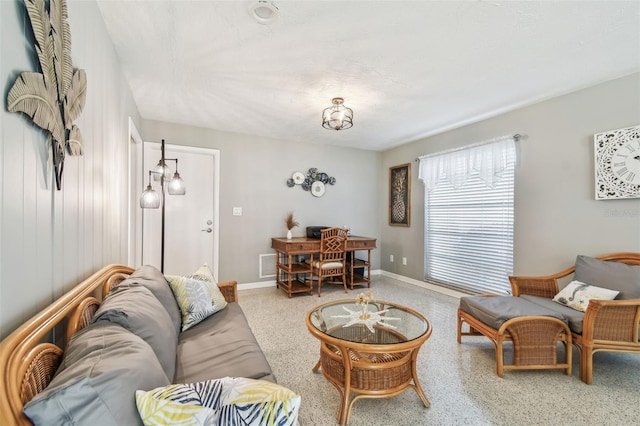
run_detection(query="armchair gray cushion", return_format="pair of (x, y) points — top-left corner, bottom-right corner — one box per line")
(459, 296), (567, 330)
(575, 255), (640, 299)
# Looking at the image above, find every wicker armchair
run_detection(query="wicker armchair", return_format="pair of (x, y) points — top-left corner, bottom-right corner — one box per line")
(509, 252), (640, 384)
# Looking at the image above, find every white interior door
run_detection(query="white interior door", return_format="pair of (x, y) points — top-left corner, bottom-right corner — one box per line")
(141, 142), (220, 279)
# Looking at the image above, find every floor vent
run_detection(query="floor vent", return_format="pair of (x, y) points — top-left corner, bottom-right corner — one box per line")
(259, 253), (277, 278)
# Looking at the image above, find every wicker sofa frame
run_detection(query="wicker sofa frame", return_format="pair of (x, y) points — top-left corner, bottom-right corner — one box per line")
(509, 252), (640, 384)
(0, 264), (238, 425)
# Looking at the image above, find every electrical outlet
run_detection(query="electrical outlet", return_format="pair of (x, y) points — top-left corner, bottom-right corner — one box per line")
(402, 257), (407, 266)
(390, 255), (394, 262)
(232, 207), (242, 216)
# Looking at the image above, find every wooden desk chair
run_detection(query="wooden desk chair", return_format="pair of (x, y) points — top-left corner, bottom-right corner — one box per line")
(310, 227), (348, 296)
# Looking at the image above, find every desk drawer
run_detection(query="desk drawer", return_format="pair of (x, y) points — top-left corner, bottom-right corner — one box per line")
(288, 242), (317, 252)
(349, 240), (377, 250)
(273, 241), (318, 253)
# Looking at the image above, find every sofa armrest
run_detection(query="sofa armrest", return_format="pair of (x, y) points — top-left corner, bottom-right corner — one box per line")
(218, 280), (238, 303)
(582, 298), (640, 342)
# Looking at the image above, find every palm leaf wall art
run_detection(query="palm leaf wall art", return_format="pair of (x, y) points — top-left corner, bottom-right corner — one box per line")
(6, 0), (87, 190)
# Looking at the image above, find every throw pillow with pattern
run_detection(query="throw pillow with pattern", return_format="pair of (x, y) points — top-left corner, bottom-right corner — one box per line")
(166, 265), (228, 331)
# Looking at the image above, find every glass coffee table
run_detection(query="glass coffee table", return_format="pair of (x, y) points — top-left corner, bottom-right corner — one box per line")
(306, 299), (432, 425)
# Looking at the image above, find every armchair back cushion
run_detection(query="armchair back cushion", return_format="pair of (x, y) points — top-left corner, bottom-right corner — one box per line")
(574, 255), (640, 300)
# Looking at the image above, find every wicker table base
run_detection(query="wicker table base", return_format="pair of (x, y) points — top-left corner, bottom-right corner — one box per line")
(311, 324), (430, 425)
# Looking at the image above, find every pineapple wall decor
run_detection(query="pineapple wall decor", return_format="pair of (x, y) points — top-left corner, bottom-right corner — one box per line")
(7, 0), (87, 190)
(389, 163), (411, 226)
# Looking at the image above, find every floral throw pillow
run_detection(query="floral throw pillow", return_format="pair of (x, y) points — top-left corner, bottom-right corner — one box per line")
(166, 265), (228, 332)
(552, 280), (619, 312)
(135, 377), (301, 426)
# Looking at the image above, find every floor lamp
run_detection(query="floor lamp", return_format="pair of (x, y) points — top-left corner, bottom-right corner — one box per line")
(140, 139), (186, 273)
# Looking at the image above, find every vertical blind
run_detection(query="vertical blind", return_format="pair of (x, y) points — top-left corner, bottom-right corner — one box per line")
(418, 136), (517, 294)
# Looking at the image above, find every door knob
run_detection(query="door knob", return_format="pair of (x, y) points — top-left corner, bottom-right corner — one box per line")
(201, 228), (212, 233)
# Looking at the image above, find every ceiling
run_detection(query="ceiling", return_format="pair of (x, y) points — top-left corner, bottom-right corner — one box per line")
(96, 1), (640, 151)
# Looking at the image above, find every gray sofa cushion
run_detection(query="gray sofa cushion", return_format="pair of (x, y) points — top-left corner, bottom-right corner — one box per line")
(459, 296), (567, 330)
(575, 254), (640, 300)
(520, 295), (585, 334)
(121, 265), (182, 336)
(23, 322), (170, 426)
(175, 302), (276, 384)
(93, 283), (178, 380)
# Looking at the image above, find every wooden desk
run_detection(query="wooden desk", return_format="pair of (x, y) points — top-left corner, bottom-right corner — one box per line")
(271, 236), (377, 297)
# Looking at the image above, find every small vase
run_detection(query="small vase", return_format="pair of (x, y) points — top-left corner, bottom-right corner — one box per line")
(286, 229), (292, 240)
(359, 303), (370, 320)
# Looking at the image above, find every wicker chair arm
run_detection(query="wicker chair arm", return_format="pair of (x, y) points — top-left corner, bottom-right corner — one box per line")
(217, 280), (238, 303)
(509, 276), (559, 298)
(582, 298), (640, 342)
(509, 263), (578, 298)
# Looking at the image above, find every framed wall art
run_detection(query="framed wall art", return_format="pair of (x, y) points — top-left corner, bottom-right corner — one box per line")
(594, 124), (640, 200)
(389, 163), (411, 226)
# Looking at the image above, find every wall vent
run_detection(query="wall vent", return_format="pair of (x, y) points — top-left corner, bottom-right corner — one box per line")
(259, 253), (277, 278)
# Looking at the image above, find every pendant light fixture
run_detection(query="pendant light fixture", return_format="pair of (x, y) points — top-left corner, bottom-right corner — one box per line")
(322, 97), (353, 130)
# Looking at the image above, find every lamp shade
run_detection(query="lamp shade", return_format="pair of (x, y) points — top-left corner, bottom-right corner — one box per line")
(168, 172), (186, 195)
(322, 97), (353, 130)
(154, 160), (172, 181)
(140, 184), (160, 208)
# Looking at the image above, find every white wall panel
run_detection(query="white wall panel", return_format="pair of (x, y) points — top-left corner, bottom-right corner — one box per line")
(0, 1), (141, 340)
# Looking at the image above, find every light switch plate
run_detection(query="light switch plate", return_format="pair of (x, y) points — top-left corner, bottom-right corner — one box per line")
(232, 207), (242, 216)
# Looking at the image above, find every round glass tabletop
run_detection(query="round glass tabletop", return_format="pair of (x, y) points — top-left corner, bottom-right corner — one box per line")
(308, 299), (429, 344)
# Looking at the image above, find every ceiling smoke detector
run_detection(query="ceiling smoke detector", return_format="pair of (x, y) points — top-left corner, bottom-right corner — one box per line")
(249, 1), (279, 25)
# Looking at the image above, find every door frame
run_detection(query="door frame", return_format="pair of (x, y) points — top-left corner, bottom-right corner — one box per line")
(134, 141), (220, 281)
(127, 117), (143, 267)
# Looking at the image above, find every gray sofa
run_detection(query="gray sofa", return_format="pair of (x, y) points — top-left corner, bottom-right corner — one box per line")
(22, 265), (275, 425)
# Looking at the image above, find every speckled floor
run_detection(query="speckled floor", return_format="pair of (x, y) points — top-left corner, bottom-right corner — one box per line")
(238, 276), (640, 426)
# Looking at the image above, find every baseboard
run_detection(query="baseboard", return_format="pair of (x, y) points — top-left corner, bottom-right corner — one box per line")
(376, 270), (467, 299)
(238, 269), (466, 299)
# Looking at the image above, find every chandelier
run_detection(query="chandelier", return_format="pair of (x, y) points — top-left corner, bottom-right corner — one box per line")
(322, 97), (353, 130)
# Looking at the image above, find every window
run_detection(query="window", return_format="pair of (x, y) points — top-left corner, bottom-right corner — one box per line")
(418, 136), (517, 294)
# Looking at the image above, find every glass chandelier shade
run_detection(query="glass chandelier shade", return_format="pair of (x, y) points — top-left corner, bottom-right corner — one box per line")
(153, 160), (172, 181)
(322, 97), (353, 130)
(140, 172), (161, 209)
(168, 171), (186, 195)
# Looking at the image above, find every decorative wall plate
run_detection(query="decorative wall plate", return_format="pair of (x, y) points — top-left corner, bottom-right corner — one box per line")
(311, 181), (325, 197)
(292, 171), (305, 184)
(287, 167), (335, 195)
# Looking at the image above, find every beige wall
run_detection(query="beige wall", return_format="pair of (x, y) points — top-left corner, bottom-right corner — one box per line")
(141, 121), (381, 284)
(380, 72), (640, 281)
(0, 1), (140, 339)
